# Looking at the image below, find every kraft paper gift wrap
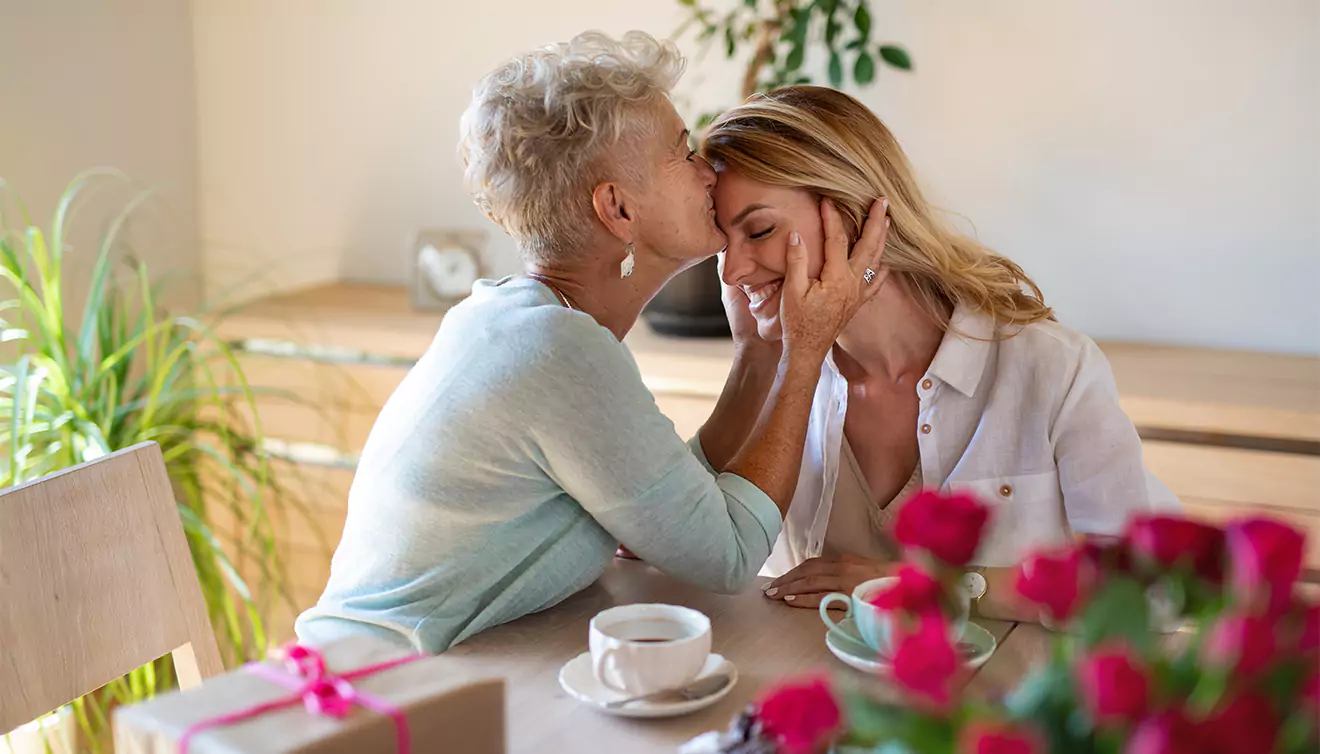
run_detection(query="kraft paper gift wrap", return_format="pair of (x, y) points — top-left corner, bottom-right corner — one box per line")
(113, 636), (505, 754)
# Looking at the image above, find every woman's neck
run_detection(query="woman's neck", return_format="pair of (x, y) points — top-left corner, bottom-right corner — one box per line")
(526, 241), (690, 342)
(833, 279), (948, 385)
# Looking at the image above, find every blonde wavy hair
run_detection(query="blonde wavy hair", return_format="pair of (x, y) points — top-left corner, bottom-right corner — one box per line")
(702, 86), (1052, 332)
(459, 31), (685, 264)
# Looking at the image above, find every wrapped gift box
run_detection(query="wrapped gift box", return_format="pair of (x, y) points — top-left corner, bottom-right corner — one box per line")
(114, 636), (505, 754)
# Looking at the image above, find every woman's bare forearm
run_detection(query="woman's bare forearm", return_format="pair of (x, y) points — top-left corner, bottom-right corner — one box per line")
(725, 355), (823, 516)
(698, 344), (781, 471)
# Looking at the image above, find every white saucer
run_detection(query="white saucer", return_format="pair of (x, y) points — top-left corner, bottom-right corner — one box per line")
(558, 653), (736, 719)
(825, 618), (997, 674)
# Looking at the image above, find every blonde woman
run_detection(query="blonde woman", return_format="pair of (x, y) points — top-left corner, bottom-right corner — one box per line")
(296, 39), (890, 653)
(698, 86), (1179, 622)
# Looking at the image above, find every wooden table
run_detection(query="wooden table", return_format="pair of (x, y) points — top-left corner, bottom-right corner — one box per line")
(430, 560), (1021, 753)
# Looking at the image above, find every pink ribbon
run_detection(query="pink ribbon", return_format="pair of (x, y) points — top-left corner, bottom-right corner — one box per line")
(178, 643), (426, 754)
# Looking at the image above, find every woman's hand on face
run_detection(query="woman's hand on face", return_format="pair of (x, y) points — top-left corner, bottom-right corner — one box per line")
(778, 198), (891, 364)
(761, 554), (894, 609)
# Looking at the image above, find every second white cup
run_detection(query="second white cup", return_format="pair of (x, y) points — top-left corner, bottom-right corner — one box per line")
(588, 603), (712, 696)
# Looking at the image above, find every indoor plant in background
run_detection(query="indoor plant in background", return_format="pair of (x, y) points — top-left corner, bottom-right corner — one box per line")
(692, 490), (1320, 753)
(0, 170), (323, 752)
(645, 0), (913, 337)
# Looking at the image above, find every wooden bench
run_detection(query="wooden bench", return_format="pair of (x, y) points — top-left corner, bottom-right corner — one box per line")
(212, 283), (1320, 640)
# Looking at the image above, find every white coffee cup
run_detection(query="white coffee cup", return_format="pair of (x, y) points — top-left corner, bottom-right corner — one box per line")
(589, 604), (712, 695)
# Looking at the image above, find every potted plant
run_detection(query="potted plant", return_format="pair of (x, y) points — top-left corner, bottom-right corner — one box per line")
(0, 170), (324, 751)
(690, 491), (1319, 753)
(645, 0), (913, 338)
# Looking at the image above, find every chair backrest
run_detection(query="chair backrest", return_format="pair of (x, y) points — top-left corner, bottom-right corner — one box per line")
(0, 442), (223, 732)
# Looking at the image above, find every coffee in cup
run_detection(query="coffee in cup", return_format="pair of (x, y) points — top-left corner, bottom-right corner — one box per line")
(589, 604), (712, 695)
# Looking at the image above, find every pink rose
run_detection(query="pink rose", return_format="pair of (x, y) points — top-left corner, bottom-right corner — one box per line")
(894, 489), (990, 567)
(957, 722), (1043, 754)
(891, 614), (960, 706)
(1076, 645), (1150, 727)
(1299, 600), (1319, 653)
(1125, 710), (1202, 754)
(867, 564), (943, 617)
(1203, 610), (1278, 677)
(755, 676), (841, 754)
(1127, 515), (1224, 580)
(1080, 534), (1132, 575)
(1302, 670), (1319, 717)
(1226, 517), (1305, 613)
(1201, 692), (1278, 754)
(1015, 545), (1092, 624)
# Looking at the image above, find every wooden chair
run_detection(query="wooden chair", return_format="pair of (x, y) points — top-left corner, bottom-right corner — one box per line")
(0, 442), (224, 733)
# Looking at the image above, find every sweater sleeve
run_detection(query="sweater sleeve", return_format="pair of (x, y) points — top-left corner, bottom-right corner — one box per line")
(512, 314), (782, 594)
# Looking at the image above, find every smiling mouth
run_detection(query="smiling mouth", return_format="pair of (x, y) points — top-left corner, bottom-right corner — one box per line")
(744, 280), (783, 309)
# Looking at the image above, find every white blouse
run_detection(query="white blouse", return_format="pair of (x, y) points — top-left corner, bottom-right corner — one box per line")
(762, 306), (1181, 576)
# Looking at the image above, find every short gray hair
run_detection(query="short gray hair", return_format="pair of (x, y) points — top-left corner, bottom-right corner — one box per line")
(458, 30), (685, 264)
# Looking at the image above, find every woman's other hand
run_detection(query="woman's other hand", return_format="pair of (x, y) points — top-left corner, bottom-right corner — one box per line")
(761, 554), (894, 609)
(778, 198), (890, 363)
(718, 251), (781, 358)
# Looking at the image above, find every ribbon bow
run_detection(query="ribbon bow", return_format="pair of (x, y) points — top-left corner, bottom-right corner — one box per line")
(178, 643), (425, 754)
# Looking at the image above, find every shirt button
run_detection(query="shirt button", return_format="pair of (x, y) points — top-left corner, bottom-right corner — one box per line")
(1000, 484), (1013, 497)
(920, 423), (932, 435)
(921, 379), (933, 391)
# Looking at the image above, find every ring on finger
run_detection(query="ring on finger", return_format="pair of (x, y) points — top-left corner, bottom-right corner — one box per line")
(863, 268), (877, 284)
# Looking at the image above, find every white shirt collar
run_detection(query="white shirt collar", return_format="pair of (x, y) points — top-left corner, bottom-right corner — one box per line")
(927, 305), (997, 398)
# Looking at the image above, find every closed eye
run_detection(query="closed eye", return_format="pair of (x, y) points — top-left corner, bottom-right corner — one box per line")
(749, 226), (775, 240)
(686, 149), (698, 162)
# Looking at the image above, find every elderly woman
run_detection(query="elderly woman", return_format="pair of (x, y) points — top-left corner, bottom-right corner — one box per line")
(295, 34), (887, 653)
(699, 86), (1180, 622)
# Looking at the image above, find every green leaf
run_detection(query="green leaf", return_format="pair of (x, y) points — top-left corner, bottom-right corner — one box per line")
(1163, 648), (1202, 698)
(1188, 668), (1229, 716)
(828, 50), (844, 87)
(724, 25), (736, 57)
(843, 693), (908, 744)
(854, 51), (876, 84)
(1279, 712), (1318, 754)
(1007, 661), (1090, 754)
(879, 44), (913, 70)
(78, 188), (153, 387)
(785, 42), (805, 72)
(1078, 576), (1153, 653)
(789, 6), (811, 45)
(841, 690), (953, 750)
(854, 3), (872, 41)
(744, 0), (757, 7)
(1007, 661), (1070, 719)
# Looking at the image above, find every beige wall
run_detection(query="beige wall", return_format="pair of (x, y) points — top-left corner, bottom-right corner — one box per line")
(0, 0), (201, 310)
(192, 0), (1319, 354)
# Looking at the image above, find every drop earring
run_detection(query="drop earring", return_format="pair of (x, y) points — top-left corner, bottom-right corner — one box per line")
(620, 242), (635, 279)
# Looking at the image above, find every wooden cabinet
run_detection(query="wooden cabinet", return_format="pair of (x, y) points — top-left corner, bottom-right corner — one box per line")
(215, 284), (1320, 642)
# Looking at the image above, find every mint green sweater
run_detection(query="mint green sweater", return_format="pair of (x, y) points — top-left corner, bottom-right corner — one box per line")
(295, 277), (782, 653)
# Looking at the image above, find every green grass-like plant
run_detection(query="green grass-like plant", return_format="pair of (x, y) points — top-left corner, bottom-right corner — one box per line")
(1, 170), (322, 752)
